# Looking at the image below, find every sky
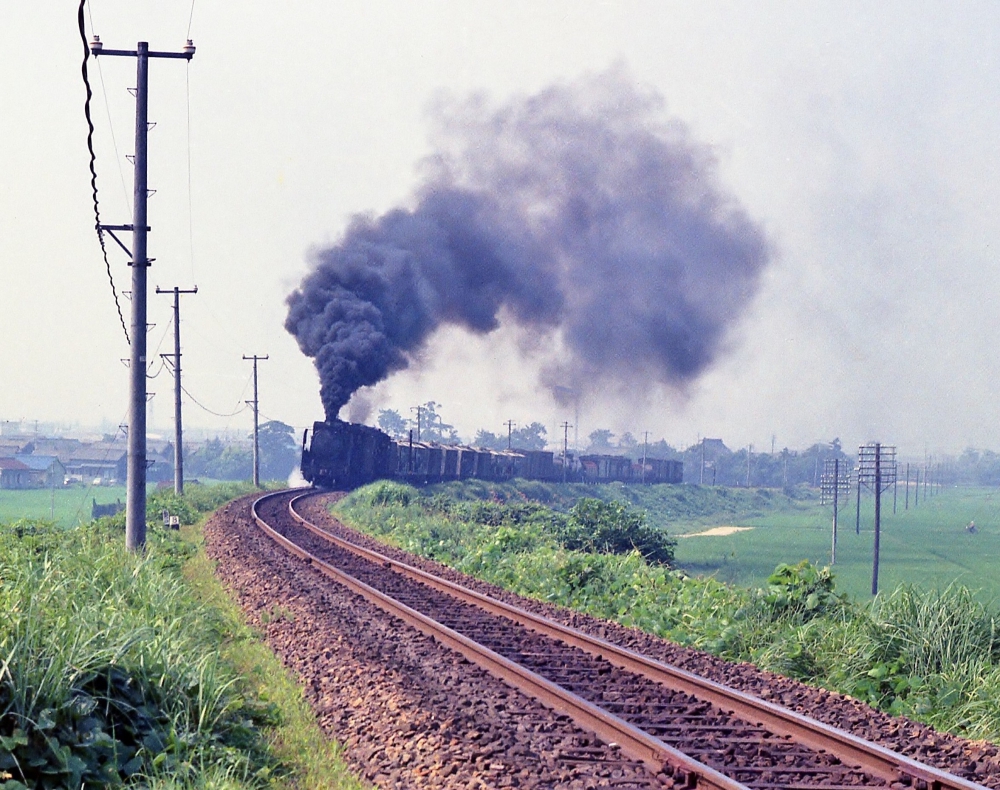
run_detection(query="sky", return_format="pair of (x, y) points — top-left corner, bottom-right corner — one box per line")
(2, 2), (999, 459)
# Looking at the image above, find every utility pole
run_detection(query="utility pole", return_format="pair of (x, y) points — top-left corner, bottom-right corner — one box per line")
(91, 35), (195, 552)
(700, 437), (706, 485)
(855, 469), (862, 535)
(821, 457), (850, 565)
(505, 419), (516, 450)
(746, 444), (753, 487)
(156, 286), (197, 495)
(243, 355), (268, 487)
(858, 442), (896, 596)
(641, 430), (649, 484)
(873, 444), (882, 596)
(410, 405), (423, 441)
(560, 421), (572, 483)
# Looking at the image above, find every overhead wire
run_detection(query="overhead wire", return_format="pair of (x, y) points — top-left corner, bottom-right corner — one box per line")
(180, 381), (251, 419)
(78, 0), (130, 345)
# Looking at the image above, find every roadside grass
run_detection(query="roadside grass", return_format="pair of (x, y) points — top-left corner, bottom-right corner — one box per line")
(334, 481), (1000, 742)
(0, 481), (361, 789)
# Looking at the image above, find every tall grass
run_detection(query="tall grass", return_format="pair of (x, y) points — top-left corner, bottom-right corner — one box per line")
(335, 482), (1000, 745)
(0, 519), (279, 788)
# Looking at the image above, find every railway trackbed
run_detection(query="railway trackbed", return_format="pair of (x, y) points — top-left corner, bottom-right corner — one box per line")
(250, 488), (991, 790)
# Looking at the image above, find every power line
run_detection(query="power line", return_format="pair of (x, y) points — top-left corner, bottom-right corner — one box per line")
(78, 1), (129, 344)
(180, 382), (249, 418)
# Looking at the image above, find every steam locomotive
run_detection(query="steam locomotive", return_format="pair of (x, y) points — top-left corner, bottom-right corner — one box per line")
(301, 419), (683, 489)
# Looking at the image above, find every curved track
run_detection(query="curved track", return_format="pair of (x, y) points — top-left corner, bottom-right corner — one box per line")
(251, 488), (990, 790)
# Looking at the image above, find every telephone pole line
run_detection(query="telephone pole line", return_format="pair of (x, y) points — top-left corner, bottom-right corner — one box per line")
(560, 421), (572, 483)
(243, 355), (268, 487)
(91, 35), (195, 551)
(157, 286), (197, 495)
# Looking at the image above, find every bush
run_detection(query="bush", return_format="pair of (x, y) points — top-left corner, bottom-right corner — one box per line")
(561, 498), (676, 565)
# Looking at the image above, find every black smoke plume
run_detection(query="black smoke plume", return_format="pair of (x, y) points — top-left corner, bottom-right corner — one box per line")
(286, 69), (771, 421)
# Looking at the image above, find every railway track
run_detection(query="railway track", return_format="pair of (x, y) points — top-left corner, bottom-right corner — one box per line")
(250, 488), (990, 790)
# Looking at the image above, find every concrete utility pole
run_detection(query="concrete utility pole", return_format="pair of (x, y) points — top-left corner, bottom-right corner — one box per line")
(157, 286), (197, 495)
(872, 444), (883, 596)
(832, 458), (840, 565)
(91, 36), (195, 551)
(243, 355), (268, 487)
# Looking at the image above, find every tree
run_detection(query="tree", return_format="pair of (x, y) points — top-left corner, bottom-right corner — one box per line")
(377, 408), (408, 438)
(258, 421), (299, 481)
(416, 401), (459, 443)
(474, 429), (505, 450)
(511, 422), (548, 450)
(588, 429), (615, 452)
(185, 438), (252, 481)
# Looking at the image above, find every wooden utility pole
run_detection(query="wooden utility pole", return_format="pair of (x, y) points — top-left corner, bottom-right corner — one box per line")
(91, 35), (195, 551)
(156, 286), (197, 495)
(410, 405), (423, 441)
(641, 430), (649, 484)
(700, 437), (706, 485)
(505, 419), (516, 450)
(560, 421), (572, 483)
(243, 355), (268, 487)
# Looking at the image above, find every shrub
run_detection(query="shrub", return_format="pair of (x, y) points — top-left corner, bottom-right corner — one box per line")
(561, 498), (676, 565)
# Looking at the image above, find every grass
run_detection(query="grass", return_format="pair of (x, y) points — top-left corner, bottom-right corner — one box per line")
(333, 481), (1000, 741)
(0, 483), (363, 789)
(0, 485), (130, 528)
(675, 487), (1000, 601)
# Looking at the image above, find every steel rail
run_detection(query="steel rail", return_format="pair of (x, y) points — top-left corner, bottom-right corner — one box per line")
(272, 488), (985, 790)
(252, 489), (747, 790)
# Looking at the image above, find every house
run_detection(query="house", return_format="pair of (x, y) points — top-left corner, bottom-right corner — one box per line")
(14, 454), (67, 488)
(0, 457), (32, 489)
(64, 443), (128, 484)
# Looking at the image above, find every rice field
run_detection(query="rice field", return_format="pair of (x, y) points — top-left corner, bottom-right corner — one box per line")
(674, 486), (1000, 602)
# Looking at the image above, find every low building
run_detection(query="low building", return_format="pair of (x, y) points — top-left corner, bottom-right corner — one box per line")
(14, 454), (67, 488)
(0, 457), (32, 489)
(64, 443), (127, 484)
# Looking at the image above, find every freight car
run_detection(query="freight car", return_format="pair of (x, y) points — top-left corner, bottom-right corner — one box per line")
(301, 419), (682, 488)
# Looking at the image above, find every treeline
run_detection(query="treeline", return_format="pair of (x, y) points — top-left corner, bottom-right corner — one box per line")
(183, 421), (300, 481)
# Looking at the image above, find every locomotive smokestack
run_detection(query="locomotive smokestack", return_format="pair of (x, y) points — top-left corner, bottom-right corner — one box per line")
(285, 68), (771, 421)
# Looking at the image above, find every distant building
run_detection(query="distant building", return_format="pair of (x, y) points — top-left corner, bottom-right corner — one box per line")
(0, 457), (32, 489)
(64, 443), (128, 484)
(14, 454), (67, 488)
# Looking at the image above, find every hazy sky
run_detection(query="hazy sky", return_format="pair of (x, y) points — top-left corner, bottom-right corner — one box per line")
(3, 2), (999, 457)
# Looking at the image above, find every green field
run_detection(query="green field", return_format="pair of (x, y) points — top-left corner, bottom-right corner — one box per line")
(673, 487), (1000, 602)
(0, 485), (132, 527)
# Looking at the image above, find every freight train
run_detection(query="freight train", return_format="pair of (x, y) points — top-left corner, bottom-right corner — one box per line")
(301, 419), (683, 489)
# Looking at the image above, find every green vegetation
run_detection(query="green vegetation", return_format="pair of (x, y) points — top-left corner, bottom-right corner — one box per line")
(0, 482), (361, 790)
(334, 481), (1000, 742)
(674, 486), (1000, 601)
(0, 486), (129, 529)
